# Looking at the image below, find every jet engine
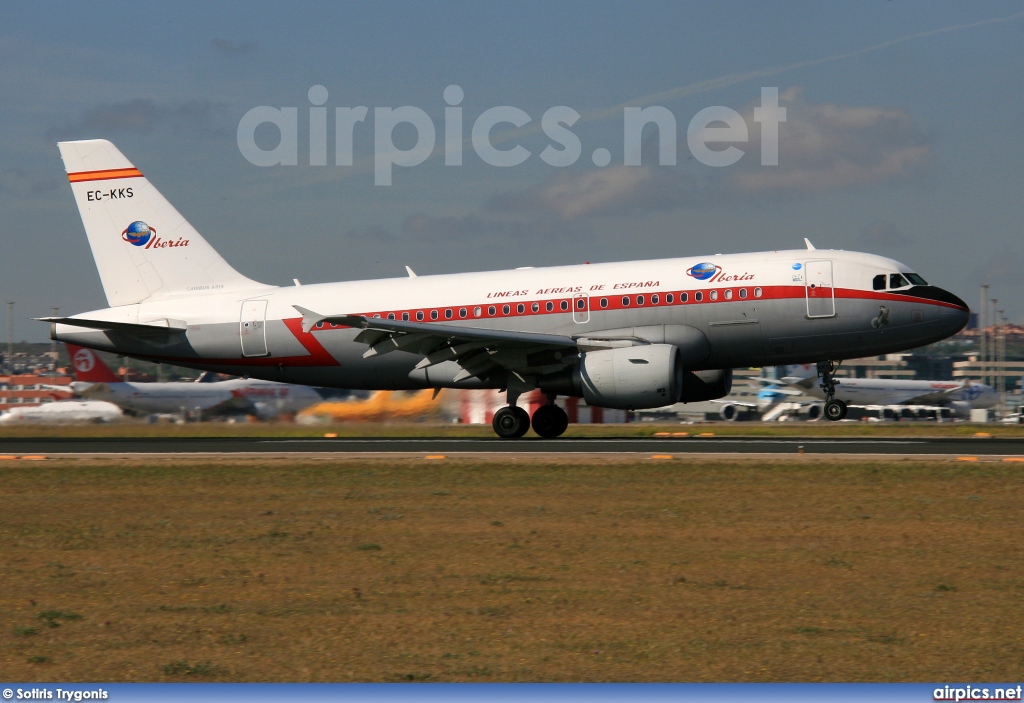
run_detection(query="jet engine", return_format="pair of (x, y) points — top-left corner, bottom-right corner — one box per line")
(540, 344), (683, 410)
(719, 403), (739, 421)
(679, 369), (732, 403)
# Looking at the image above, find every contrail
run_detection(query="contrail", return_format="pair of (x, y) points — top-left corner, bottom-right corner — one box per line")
(278, 10), (1024, 188)
(585, 11), (1024, 121)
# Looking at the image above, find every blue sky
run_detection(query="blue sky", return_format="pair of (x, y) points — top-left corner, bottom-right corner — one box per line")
(2, 1), (1023, 341)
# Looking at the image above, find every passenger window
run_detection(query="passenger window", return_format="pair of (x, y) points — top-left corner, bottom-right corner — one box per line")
(710, 290), (718, 301)
(402, 312), (410, 321)
(666, 293), (674, 304)
(531, 302), (540, 313)
(545, 301), (554, 312)
(753, 288), (762, 298)
(473, 307), (482, 317)
(621, 296), (630, 306)
(560, 300), (569, 311)
(388, 313), (396, 320)
(739, 289), (747, 299)
(517, 303), (525, 314)
(459, 308), (467, 318)
(430, 310), (438, 320)
(417, 311), (425, 321)
(488, 305), (496, 316)
(502, 304), (510, 315)
(694, 291), (702, 302)
(873, 274), (886, 291)
(651, 294), (659, 304)
(600, 298), (608, 308)
(724, 289), (733, 300)
(890, 273), (908, 289)
(576, 298), (586, 310)
(636, 295), (644, 306)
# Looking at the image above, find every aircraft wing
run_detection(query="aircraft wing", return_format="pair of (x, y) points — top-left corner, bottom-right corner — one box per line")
(710, 400), (759, 408)
(294, 306), (638, 383)
(897, 385), (967, 406)
(200, 395), (259, 418)
(751, 378), (806, 396)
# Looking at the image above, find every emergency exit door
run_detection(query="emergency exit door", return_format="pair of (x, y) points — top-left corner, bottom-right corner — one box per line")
(240, 299), (269, 357)
(805, 260), (835, 318)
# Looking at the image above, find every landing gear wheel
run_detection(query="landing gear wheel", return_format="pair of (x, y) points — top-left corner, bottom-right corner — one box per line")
(532, 404), (569, 438)
(493, 406), (531, 439)
(824, 399), (847, 422)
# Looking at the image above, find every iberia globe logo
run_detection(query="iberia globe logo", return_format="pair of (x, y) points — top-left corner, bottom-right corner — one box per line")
(122, 221), (154, 247)
(686, 262), (719, 281)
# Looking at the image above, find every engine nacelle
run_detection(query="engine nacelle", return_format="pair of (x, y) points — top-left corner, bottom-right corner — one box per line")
(947, 401), (971, 419)
(679, 369), (732, 403)
(540, 344), (683, 410)
(719, 403), (739, 421)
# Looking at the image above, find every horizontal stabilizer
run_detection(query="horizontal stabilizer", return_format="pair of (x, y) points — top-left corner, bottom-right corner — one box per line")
(38, 316), (188, 336)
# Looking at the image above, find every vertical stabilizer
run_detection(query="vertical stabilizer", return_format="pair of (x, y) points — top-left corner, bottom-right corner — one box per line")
(58, 139), (269, 306)
(65, 344), (121, 383)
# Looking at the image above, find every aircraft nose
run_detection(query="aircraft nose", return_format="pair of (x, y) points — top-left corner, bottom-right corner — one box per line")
(938, 288), (970, 332)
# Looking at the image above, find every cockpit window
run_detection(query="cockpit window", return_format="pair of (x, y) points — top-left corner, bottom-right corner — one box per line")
(905, 273), (928, 286)
(889, 273), (909, 289)
(872, 274), (886, 291)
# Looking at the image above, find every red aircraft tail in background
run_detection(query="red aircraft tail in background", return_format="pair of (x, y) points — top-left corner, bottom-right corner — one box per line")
(66, 344), (120, 383)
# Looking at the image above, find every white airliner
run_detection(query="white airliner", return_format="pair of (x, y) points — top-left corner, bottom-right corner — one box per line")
(779, 364), (997, 417)
(65, 343), (324, 419)
(42, 139), (970, 437)
(0, 400), (122, 425)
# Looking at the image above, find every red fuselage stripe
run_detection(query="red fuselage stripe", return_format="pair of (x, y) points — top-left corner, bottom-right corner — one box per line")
(134, 284), (961, 368)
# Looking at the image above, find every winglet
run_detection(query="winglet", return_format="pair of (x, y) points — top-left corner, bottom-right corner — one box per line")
(293, 305), (326, 334)
(292, 305), (367, 333)
(405, 266), (417, 278)
(804, 238), (816, 250)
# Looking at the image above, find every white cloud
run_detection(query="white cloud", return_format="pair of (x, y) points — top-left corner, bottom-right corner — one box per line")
(731, 87), (930, 193)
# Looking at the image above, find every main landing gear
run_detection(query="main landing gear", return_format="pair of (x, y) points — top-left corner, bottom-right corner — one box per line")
(492, 405), (531, 438)
(817, 360), (848, 422)
(492, 394), (569, 439)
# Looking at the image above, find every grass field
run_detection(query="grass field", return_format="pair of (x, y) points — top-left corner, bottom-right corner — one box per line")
(2, 456), (1023, 682)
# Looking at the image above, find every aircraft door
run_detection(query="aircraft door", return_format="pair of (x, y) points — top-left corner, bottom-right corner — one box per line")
(240, 299), (269, 357)
(805, 260), (835, 318)
(573, 293), (589, 323)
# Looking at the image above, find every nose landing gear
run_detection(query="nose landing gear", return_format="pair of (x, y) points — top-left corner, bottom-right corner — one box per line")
(817, 360), (848, 421)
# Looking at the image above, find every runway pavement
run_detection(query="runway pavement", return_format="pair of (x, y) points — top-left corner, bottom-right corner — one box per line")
(2, 435), (1024, 456)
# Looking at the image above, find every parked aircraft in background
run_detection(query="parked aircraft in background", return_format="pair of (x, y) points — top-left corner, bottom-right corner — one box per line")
(714, 380), (796, 421)
(66, 344), (324, 419)
(0, 400), (122, 424)
(44, 140), (970, 437)
(780, 364), (997, 418)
